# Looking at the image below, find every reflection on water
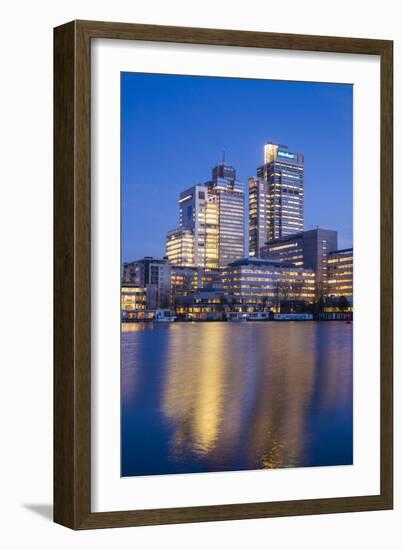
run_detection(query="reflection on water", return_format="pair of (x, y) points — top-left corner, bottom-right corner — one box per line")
(121, 322), (353, 477)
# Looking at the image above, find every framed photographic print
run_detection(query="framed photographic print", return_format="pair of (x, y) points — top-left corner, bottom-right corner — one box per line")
(54, 20), (393, 529)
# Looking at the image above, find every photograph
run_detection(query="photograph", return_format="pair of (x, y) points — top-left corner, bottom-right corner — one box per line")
(120, 72), (354, 478)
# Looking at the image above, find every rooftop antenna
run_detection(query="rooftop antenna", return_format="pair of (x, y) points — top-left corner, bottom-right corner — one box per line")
(222, 148), (226, 165)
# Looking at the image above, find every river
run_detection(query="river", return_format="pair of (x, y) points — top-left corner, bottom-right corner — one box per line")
(121, 321), (353, 477)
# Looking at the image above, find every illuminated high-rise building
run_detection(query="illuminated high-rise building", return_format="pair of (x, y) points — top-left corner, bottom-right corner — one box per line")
(207, 160), (245, 268)
(248, 176), (268, 258)
(249, 142), (304, 256)
(173, 184), (219, 269)
(166, 158), (245, 270)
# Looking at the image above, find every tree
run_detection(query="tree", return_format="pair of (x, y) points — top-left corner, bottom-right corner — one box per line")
(315, 281), (327, 312)
(273, 280), (304, 313)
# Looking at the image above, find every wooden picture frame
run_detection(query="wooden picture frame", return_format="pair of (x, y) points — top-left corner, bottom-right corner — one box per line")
(54, 19), (393, 529)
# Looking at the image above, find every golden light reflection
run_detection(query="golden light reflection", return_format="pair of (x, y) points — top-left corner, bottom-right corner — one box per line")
(122, 322), (353, 474)
(122, 322), (152, 332)
(162, 323), (319, 470)
(163, 324), (227, 457)
(240, 323), (316, 469)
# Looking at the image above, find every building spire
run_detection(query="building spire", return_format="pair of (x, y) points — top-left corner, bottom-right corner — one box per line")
(222, 148), (226, 165)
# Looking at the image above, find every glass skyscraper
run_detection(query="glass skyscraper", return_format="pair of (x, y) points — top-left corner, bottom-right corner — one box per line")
(207, 162), (245, 268)
(249, 142), (304, 257)
(166, 161), (245, 270)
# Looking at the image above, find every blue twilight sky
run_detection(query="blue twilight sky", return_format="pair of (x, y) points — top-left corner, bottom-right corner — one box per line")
(121, 73), (353, 263)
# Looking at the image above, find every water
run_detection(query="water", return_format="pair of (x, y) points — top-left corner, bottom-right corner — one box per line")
(121, 321), (353, 477)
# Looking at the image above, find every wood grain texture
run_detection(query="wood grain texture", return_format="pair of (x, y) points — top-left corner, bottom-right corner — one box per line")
(379, 40), (393, 507)
(54, 20), (91, 528)
(54, 20), (393, 530)
(54, 21), (76, 528)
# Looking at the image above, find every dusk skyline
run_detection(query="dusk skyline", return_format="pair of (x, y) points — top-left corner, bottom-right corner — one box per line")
(121, 73), (353, 263)
(121, 73), (354, 477)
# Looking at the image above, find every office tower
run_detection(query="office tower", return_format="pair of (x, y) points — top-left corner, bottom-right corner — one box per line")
(248, 176), (268, 257)
(261, 228), (338, 285)
(249, 142), (304, 256)
(174, 184), (219, 269)
(166, 158), (245, 270)
(207, 161), (245, 268)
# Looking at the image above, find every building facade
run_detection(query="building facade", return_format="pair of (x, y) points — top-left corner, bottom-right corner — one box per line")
(166, 160), (245, 270)
(166, 227), (195, 267)
(121, 284), (157, 320)
(122, 257), (171, 308)
(248, 176), (268, 258)
(261, 228), (338, 286)
(121, 284), (147, 312)
(175, 288), (227, 320)
(170, 265), (200, 298)
(207, 162), (245, 267)
(249, 142), (304, 256)
(326, 248), (353, 304)
(221, 258), (315, 309)
(176, 184), (219, 269)
(174, 288), (280, 320)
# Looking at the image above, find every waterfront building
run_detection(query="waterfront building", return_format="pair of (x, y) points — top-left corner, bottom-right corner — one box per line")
(123, 257), (171, 308)
(121, 284), (156, 320)
(174, 258), (315, 318)
(174, 288), (271, 320)
(175, 288), (227, 320)
(170, 265), (222, 301)
(221, 258), (316, 308)
(166, 159), (245, 270)
(326, 248), (353, 304)
(121, 284), (147, 311)
(249, 142), (304, 256)
(261, 228), (338, 286)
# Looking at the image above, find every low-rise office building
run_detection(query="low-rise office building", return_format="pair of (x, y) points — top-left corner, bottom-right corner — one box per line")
(123, 257), (171, 308)
(221, 258), (316, 309)
(121, 284), (157, 320)
(326, 248), (353, 304)
(170, 266), (222, 299)
(175, 288), (226, 320)
(174, 288), (274, 320)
